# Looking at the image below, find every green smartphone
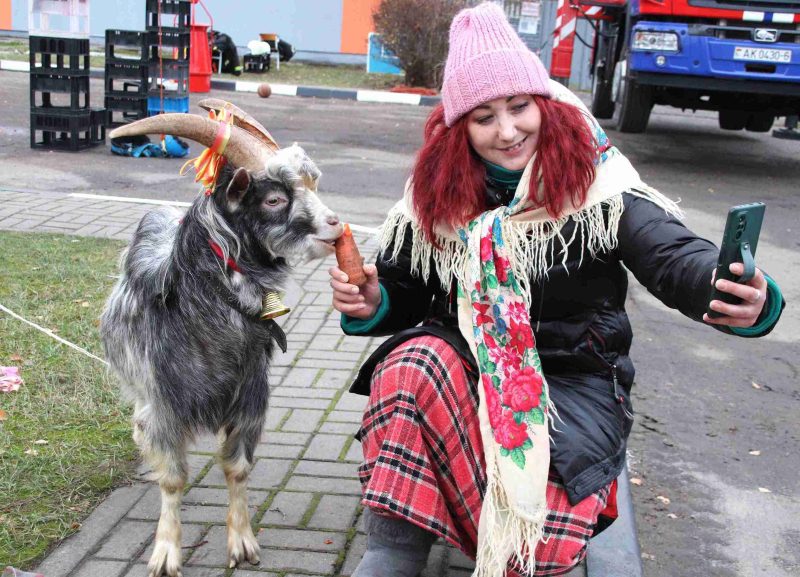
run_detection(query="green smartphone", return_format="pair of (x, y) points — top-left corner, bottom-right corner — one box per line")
(707, 202), (765, 319)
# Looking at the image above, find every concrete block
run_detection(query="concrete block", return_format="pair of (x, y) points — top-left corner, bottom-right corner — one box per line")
(76, 559), (127, 577)
(340, 533), (366, 576)
(285, 476), (362, 496)
(335, 393), (368, 412)
(281, 409), (326, 432)
(294, 461), (358, 479)
(95, 519), (153, 559)
(258, 527), (346, 550)
(303, 434), (349, 461)
(260, 491), (315, 527)
(307, 495), (361, 531)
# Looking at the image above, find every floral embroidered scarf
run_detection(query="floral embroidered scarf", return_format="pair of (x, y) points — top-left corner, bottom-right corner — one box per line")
(379, 80), (682, 576)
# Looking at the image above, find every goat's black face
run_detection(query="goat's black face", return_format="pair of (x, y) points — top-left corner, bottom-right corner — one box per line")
(219, 146), (342, 262)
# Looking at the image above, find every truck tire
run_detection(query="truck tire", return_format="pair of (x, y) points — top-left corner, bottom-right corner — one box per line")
(591, 67), (615, 119)
(718, 110), (747, 131)
(746, 113), (775, 132)
(613, 60), (653, 133)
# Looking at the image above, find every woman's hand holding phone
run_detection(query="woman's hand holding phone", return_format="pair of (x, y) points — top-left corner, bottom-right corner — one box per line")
(703, 262), (768, 327)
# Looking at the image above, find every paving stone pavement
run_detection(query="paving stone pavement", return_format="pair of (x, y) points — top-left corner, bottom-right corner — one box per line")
(0, 189), (476, 577)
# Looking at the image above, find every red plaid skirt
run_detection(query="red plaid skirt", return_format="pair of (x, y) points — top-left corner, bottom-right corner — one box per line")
(356, 336), (617, 576)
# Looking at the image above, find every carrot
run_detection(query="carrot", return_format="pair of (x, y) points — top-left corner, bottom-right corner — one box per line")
(335, 223), (367, 286)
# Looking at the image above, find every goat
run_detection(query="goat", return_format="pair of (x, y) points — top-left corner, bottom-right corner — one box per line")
(100, 100), (342, 577)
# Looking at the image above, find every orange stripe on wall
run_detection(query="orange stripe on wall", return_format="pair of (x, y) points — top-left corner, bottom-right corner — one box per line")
(341, 0), (382, 55)
(0, 0), (12, 30)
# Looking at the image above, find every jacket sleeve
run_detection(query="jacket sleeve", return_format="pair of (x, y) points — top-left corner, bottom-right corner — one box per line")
(341, 226), (440, 337)
(616, 194), (785, 336)
(618, 194), (717, 322)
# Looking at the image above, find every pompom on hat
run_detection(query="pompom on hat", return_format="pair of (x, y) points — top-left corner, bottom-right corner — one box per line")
(441, 2), (551, 127)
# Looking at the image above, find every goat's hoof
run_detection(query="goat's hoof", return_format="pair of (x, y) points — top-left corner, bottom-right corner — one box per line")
(228, 529), (260, 567)
(148, 540), (182, 577)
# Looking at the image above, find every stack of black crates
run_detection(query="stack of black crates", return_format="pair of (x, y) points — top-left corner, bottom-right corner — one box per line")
(30, 35), (106, 150)
(105, 0), (191, 128)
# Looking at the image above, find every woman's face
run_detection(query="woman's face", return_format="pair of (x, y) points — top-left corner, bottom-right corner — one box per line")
(466, 94), (541, 171)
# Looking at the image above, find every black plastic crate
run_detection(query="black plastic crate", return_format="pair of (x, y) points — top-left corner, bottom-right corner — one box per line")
(145, 0), (191, 32)
(105, 60), (149, 85)
(30, 108), (105, 151)
(30, 72), (90, 109)
(29, 36), (90, 75)
(148, 59), (189, 96)
(105, 29), (149, 64)
(105, 77), (148, 98)
(147, 29), (190, 62)
(105, 94), (149, 127)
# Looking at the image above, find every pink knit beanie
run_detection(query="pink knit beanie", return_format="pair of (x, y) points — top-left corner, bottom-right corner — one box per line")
(441, 2), (551, 127)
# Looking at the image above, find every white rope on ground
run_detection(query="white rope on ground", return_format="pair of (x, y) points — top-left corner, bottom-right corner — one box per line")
(0, 303), (109, 366)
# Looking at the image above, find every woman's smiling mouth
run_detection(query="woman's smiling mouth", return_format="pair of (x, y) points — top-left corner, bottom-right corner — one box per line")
(499, 136), (528, 154)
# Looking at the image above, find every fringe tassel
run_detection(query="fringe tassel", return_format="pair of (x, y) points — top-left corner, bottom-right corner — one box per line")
(474, 456), (549, 577)
(380, 186), (682, 310)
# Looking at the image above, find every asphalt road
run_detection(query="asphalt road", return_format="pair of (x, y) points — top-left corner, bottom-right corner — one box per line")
(1, 70), (798, 576)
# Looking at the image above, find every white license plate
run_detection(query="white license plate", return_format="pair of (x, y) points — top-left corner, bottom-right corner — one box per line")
(733, 46), (791, 63)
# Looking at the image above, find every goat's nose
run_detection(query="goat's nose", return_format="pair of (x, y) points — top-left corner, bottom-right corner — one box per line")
(326, 214), (340, 226)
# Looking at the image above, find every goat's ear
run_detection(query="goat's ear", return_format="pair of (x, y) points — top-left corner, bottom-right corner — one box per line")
(225, 167), (251, 206)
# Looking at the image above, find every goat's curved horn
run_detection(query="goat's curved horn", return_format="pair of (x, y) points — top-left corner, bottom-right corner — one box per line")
(198, 98), (280, 152)
(108, 113), (273, 172)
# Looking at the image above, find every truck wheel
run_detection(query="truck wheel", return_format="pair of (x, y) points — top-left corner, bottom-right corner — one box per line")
(613, 60), (653, 133)
(718, 110), (747, 131)
(591, 67), (615, 119)
(746, 113), (776, 133)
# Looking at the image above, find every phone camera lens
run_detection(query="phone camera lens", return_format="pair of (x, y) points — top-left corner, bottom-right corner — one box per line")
(734, 230), (743, 241)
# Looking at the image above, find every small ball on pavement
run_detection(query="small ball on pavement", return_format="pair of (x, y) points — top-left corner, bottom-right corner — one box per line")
(257, 83), (271, 98)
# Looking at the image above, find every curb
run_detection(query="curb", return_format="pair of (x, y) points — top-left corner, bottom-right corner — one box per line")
(1, 59), (441, 108)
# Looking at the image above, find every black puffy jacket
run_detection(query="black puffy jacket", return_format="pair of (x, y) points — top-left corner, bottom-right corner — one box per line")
(345, 193), (776, 505)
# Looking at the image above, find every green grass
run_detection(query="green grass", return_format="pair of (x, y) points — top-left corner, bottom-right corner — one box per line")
(217, 61), (405, 91)
(0, 231), (137, 569)
(0, 37), (407, 90)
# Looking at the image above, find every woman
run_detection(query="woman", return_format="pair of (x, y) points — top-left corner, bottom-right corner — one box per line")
(329, 4), (785, 577)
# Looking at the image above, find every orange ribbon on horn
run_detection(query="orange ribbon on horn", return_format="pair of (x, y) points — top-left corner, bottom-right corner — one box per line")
(180, 108), (234, 195)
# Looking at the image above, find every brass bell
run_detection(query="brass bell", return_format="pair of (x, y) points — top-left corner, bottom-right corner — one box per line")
(260, 291), (291, 320)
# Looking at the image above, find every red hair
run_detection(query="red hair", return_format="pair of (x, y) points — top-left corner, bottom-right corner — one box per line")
(411, 95), (597, 243)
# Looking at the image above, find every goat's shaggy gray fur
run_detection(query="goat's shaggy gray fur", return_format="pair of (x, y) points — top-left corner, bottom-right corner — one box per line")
(100, 146), (341, 576)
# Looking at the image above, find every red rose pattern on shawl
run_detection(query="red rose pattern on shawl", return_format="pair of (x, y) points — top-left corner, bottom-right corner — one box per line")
(469, 218), (547, 470)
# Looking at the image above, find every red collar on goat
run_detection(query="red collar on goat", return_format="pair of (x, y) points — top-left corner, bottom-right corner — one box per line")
(208, 239), (241, 273)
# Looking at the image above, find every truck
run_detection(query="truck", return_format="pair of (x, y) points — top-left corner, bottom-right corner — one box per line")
(579, 0), (800, 132)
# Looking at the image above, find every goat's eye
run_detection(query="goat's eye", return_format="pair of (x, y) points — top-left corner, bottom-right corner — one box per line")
(264, 195), (287, 210)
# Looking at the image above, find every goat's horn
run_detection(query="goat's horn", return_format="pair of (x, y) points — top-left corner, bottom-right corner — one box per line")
(108, 114), (274, 173)
(198, 98), (280, 152)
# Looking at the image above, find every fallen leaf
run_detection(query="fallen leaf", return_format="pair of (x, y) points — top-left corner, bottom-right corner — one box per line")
(667, 513), (678, 519)
(748, 450), (761, 456)
(751, 381), (762, 390)
(324, 539), (333, 544)
(0, 409), (7, 421)
(24, 448), (39, 456)
(10, 354), (23, 362)
(71, 522), (81, 529)
(630, 477), (643, 486)
(656, 495), (671, 505)
(34, 439), (48, 445)
(758, 487), (771, 493)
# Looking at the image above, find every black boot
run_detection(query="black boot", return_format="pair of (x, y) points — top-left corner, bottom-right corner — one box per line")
(352, 508), (437, 577)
